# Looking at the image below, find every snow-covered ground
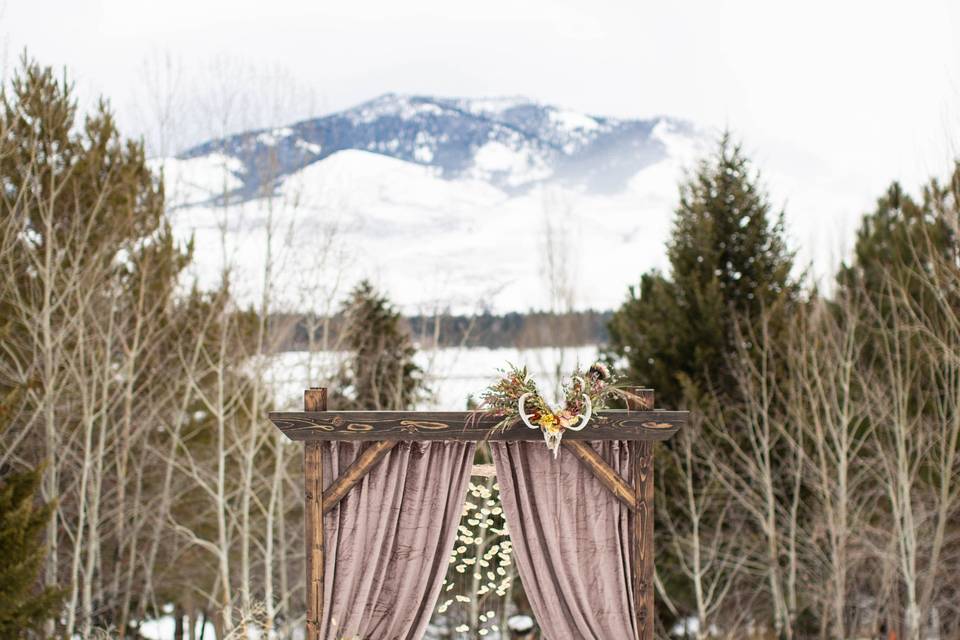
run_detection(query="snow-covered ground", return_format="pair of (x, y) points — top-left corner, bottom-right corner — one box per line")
(267, 345), (601, 411)
(137, 604), (217, 640)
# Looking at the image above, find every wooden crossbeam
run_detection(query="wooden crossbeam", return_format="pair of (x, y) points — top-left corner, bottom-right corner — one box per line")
(270, 410), (685, 442)
(562, 441), (636, 511)
(322, 440), (397, 514)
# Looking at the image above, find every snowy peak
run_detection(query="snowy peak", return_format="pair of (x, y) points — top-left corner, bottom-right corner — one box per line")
(175, 94), (698, 205)
(163, 94), (711, 313)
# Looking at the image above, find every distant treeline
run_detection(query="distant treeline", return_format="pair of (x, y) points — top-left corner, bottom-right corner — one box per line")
(271, 310), (613, 351)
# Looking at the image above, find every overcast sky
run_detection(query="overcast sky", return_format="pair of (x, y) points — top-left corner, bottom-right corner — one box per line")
(4, 0), (960, 279)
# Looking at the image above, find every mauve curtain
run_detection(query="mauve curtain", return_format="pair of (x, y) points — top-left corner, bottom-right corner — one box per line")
(490, 441), (638, 640)
(320, 441), (476, 640)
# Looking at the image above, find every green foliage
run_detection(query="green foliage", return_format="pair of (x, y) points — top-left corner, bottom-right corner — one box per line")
(0, 465), (63, 636)
(838, 165), (958, 313)
(0, 57), (171, 276)
(333, 280), (427, 410)
(834, 167), (959, 434)
(0, 56), (190, 396)
(606, 134), (801, 630)
(0, 56), (199, 632)
(607, 133), (798, 406)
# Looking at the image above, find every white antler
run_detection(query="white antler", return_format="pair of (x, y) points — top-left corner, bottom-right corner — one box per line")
(517, 392), (540, 429)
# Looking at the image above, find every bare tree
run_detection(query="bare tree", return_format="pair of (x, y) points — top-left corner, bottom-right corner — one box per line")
(779, 300), (877, 638)
(658, 418), (749, 638)
(703, 311), (798, 639)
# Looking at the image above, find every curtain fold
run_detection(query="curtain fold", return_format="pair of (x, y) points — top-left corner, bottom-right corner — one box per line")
(491, 441), (638, 640)
(320, 441), (476, 640)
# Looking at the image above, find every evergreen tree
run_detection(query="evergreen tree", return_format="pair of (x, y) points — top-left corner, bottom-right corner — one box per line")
(333, 280), (427, 410)
(607, 134), (801, 635)
(838, 166), (958, 311)
(0, 57), (194, 633)
(0, 465), (63, 636)
(608, 134), (798, 405)
(835, 167), (959, 409)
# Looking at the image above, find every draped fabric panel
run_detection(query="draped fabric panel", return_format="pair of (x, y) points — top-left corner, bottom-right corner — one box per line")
(320, 441), (476, 640)
(491, 441), (638, 640)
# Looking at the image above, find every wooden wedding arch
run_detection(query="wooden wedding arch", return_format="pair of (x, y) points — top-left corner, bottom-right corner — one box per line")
(269, 386), (686, 640)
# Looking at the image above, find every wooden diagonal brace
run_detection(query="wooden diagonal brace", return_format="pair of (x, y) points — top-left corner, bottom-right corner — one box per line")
(562, 440), (636, 511)
(558, 389), (656, 514)
(322, 440), (397, 514)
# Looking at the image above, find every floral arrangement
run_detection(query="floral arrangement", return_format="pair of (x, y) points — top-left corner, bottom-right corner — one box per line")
(478, 362), (623, 456)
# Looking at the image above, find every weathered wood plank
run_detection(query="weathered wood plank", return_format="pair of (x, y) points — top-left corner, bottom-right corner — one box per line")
(322, 440), (397, 515)
(562, 441), (636, 511)
(629, 389), (656, 640)
(303, 388), (326, 640)
(270, 410), (685, 442)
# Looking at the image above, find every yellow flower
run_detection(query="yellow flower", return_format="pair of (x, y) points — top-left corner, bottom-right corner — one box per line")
(538, 413), (561, 433)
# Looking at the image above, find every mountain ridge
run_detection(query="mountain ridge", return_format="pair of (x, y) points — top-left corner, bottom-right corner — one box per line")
(175, 93), (697, 204)
(162, 93), (709, 313)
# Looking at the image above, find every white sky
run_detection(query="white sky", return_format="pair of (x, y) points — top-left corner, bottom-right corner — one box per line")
(3, 0), (960, 283)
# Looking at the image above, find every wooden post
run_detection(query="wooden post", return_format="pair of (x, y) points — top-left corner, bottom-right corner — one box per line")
(628, 388), (655, 640)
(304, 387), (327, 640)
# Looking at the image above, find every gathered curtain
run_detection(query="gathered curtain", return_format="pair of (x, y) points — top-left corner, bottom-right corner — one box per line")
(491, 440), (638, 640)
(320, 441), (476, 640)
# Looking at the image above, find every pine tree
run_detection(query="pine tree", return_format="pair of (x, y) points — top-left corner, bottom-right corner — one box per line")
(0, 466), (63, 636)
(835, 167), (959, 400)
(0, 388), (63, 636)
(607, 135), (801, 635)
(333, 280), (427, 410)
(608, 134), (798, 405)
(838, 167), (958, 311)
(0, 57), (194, 633)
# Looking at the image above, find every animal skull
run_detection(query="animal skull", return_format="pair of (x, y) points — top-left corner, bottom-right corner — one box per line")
(517, 386), (594, 458)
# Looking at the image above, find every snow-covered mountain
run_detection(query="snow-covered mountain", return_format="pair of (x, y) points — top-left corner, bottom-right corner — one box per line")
(161, 94), (711, 313)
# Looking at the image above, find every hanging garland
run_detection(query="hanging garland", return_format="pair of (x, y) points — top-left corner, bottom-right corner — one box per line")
(478, 362), (624, 456)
